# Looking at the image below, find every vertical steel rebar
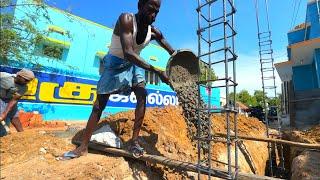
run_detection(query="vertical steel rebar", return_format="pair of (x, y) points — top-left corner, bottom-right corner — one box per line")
(231, 0), (239, 178)
(207, 2), (212, 179)
(197, 1), (202, 179)
(223, 0), (232, 177)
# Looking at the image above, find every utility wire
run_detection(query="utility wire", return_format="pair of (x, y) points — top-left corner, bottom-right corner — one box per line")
(292, 0), (302, 29)
(290, 0), (298, 29)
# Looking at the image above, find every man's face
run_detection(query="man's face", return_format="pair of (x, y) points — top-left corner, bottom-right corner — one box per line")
(140, 0), (161, 25)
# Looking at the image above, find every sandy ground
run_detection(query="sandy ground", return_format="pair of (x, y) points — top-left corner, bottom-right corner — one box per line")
(1, 106), (274, 179)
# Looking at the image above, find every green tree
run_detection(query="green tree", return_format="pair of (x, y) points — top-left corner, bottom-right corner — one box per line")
(237, 90), (257, 107)
(267, 94), (281, 107)
(1, 0), (72, 67)
(0, 0), (50, 65)
(253, 90), (267, 107)
(199, 61), (217, 83)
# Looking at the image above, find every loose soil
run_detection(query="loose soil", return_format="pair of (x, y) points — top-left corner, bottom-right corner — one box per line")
(1, 106), (269, 179)
(282, 125), (320, 180)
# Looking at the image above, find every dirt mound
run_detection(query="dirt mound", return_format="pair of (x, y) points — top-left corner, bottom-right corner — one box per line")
(0, 130), (162, 179)
(73, 106), (268, 176)
(303, 125), (320, 143)
(282, 125), (320, 179)
(1, 106), (269, 179)
(283, 125), (320, 144)
(73, 106), (198, 178)
(211, 114), (268, 175)
(291, 150), (320, 180)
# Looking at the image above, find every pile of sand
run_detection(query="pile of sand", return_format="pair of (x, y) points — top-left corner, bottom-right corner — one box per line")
(210, 114), (268, 175)
(74, 106), (269, 176)
(1, 106), (269, 179)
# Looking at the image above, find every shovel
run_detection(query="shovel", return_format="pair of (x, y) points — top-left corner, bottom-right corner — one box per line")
(0, 118), (10, 134)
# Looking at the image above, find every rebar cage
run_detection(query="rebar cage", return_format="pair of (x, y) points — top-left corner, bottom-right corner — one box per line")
(196, 0), (238, 179)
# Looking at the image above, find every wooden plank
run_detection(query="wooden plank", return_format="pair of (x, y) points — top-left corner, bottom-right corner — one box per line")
(215, 133), (320, 149)
(73, 140), (281, 180)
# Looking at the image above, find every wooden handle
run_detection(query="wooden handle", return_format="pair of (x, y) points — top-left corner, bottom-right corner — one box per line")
(1, 120), (10, 134)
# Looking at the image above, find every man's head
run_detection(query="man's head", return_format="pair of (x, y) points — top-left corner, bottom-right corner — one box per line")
(138, 0), (161, 25)
(15, 68), (35, 85)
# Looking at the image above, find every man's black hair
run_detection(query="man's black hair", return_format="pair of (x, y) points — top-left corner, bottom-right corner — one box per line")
(138, 0), (149, 9)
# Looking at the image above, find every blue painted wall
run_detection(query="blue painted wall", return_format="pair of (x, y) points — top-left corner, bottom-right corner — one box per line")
(287, 1), (320, 45)
(314, 48), (320, 87)
(292, 64), (317, 91)
(288, 27), (310, 45)
(200, 87), (220, 109)
(287, 1), (320, 91)
(306, 1), (320, 40)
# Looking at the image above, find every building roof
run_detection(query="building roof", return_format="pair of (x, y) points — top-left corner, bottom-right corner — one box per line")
(236, 102), (249, 110)
(275, 61), (293, 82)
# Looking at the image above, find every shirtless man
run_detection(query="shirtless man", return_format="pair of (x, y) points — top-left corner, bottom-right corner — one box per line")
(63, 0), (175, 159)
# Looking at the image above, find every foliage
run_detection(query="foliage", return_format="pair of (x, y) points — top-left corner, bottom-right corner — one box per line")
(0, 0), (50, 66)
(199, 61), (217, 83)
(268, 96), (281, 107)
(238, 90), (257, 107)
(0, 0), (73, 69)
(228, 89), (281, 108)
(42, 44), (63, 59)
(253, 90), (267, 107)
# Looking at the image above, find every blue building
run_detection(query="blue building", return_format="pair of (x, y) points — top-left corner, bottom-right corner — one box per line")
(1, 0), (220, 121)
(275, 0), (320, 128)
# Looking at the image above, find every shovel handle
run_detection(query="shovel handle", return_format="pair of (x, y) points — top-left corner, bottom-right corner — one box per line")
(1, 120), (10, 134)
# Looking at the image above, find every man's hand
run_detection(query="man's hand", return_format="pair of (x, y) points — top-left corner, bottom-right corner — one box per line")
(0, 114), (5, 122)
(157, 70), (170, 85)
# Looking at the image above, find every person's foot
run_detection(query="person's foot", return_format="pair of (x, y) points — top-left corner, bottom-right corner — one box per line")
(129, 140), (144, 158)
(71, 145), (88, 156)
(57, 145), (88, 161)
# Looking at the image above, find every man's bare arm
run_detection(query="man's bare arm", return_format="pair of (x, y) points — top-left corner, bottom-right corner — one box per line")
(119, 14), (157, 72)
(151, 26), (175, 55)
(0, 94), (21, 121)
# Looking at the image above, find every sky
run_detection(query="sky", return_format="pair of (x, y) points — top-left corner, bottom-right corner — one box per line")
(45, 0), (307, 96)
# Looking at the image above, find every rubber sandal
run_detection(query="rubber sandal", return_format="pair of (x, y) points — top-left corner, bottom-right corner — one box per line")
(56, 151), (80, 161)
(130, 143), (144, 158)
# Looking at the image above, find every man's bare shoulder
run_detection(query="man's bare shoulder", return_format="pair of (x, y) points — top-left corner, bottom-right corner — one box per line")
(119, 13), (134, 29)
(114, 13), (134, 35)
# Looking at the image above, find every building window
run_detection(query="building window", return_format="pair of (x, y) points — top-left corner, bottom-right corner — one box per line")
(36, 37), (70, 61)
(42, 44), (64, 59)
(145, 70), (160, 85)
